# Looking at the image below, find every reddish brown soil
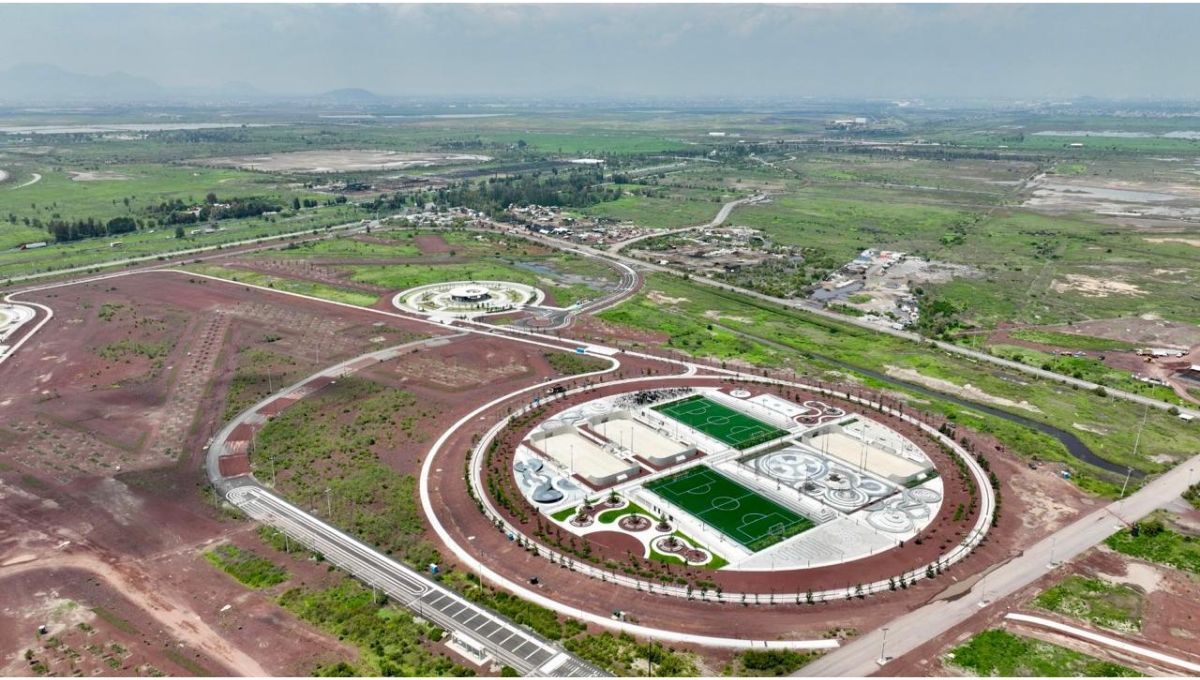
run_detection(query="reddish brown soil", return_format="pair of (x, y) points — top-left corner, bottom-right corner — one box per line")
(2, 271), (438, 481)
(0, 468), (353, 676)
(0, 270), (453, 675)
(586, 531), (646, 556)
(414, 234), (452, 254)
(573, 315), (669, 346)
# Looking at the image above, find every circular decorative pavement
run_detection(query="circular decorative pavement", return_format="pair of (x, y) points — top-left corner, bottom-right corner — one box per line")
(393, 280), (544, 317)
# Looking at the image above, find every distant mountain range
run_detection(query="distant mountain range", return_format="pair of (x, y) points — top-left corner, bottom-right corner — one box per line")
(0, 63), (166, 102)
(0, 63), (386, 105)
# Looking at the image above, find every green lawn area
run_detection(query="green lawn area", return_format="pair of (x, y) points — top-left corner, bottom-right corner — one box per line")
(543, 351), (612, 376)
(645, 467), (813, 552)
(551, 505), (577, 522)
(266, 235), (423, 259)
(946, 629), (1142, 677)
(649, 530), (729, 570)
(597, 500), (656, 524)
(251, 377), (444, 570)
(653, 394), (788, 449)
(204, 544), (288, 588)
(1105, 514), (1200, 576)
(1033, 575), (1143, 632)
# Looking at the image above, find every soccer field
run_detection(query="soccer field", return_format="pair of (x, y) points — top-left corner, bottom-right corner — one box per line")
(646, 467), (814, 552)
(652, 395), (788, 450)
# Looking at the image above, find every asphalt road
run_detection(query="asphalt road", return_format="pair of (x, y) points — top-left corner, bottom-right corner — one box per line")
(797, 454), (1200, 676)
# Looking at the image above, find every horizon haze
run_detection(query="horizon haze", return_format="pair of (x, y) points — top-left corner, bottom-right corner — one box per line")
(0, 4), (1198, 103)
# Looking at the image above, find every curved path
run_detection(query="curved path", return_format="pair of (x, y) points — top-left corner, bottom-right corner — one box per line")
(10, 172), (42, 190)
(605, 193), (767, 254)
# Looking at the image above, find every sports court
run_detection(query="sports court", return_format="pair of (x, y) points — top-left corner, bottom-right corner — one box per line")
(646, 467), (813, 551)
(652, 395), (788, 450)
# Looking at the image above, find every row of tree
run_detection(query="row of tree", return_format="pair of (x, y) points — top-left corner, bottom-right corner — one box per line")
(46, 216), (138, 243)
(418, 170), (619, 217)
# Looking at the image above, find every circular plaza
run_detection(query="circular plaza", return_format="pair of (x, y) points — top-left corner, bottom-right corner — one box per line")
(392, 280), (544, 317)
(466, 376), (995, 602)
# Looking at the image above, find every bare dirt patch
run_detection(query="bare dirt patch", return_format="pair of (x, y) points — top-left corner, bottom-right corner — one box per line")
(1051, 315), (1200, 349)
(1145, 236), (1200, 248)
(647, 291), (688, 305)
(702, 309), (753, 324)
(67, 171), (131, 182)
(414, 234), (452, 254)
(1050, 274), (1146, 298)
(199, 150), (492, 173)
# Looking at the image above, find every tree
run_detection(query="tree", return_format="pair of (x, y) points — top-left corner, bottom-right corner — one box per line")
(293, 197), (302, 210)
(175, 225), (185, 239)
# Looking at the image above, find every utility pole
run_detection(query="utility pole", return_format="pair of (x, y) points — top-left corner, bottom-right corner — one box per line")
(1123, 405), (1149, 499)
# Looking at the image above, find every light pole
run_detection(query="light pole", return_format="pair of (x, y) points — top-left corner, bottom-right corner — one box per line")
(1120, 466), (1134, 499)
(877, 627), (890, 665)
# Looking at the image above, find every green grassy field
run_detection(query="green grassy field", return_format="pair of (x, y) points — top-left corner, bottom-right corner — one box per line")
(946, 629), (1142, 677)
(204, 544), (288, 589)
(653, 394), (788, 449)
(0, 204), (365, 281)
(1105, 513), (1200, 576)
(645, 466), (813, 551)
(1033, 575), (1143, 633)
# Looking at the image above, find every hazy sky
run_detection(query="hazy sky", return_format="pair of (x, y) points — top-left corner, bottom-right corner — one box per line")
(1, 3), (1198, 100)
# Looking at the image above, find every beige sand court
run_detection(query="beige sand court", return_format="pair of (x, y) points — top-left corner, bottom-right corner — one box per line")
(531, 428), (640, 487)
(591, 415), (695, 465)
(807, 431), (930, 483)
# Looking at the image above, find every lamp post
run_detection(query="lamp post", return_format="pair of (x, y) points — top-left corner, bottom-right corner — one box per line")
(877, 627), (890, 665)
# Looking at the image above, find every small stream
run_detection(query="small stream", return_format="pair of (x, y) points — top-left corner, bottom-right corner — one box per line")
(809, 352), (1137, 479)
